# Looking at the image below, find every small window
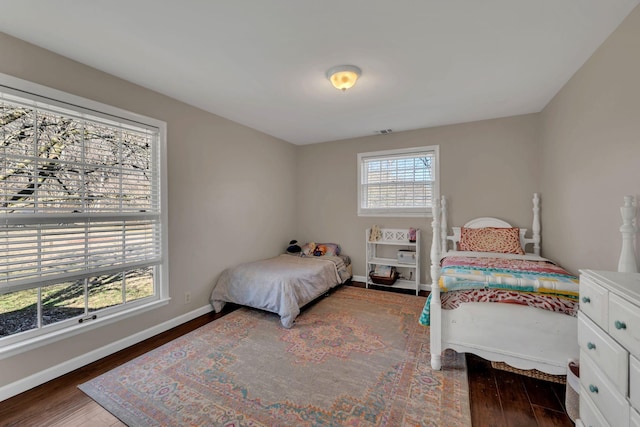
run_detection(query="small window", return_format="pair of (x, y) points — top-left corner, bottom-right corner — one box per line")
(358, 146), (439, 217)
(0, 74), (168, 356)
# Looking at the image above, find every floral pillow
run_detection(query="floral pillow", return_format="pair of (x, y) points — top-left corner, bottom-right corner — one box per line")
(458, 227), (524, 255)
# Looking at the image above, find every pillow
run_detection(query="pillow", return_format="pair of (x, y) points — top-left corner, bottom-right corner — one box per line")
(458, 227), (524, 255)
(301, 242), (316, 256)
(314, 243), (340, 257)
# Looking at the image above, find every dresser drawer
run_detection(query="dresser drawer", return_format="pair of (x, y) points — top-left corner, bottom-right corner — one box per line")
(580, 350), (630, 427)
(578, 312), (629, 394)
(632, 408), (640, 427)
(579, 385), (611, 427)
(631, 356), (640, 409)
(609, 293), (640, 356)
(580, 275), (609, 327)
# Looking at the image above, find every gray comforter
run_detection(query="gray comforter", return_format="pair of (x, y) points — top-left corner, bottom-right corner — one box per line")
(210, 254), (351, 328)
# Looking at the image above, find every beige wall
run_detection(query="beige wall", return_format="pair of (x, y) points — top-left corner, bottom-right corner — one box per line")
(0, 33), (297, 386)
(539, 5), (640, 274)
(296, 114), (540, 282)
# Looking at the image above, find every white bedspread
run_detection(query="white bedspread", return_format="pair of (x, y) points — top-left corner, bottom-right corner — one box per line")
(210, 254), (349, 328)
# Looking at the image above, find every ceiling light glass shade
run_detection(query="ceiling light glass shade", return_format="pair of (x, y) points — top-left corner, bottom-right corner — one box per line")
(326, 65), (361, 91)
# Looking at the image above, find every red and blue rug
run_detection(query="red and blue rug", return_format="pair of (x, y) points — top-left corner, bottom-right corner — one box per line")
(79, 286), (470, 426)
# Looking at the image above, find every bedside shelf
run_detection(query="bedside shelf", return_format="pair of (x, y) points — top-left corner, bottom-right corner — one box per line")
(366, 228), (420, 295)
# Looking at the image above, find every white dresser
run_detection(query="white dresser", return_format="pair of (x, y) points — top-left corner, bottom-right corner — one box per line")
(577, 270), (640, 427)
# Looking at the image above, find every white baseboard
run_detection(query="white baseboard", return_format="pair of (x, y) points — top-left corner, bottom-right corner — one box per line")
(352, 275), (431, 292)
(0, 304), (214, 402)
(352, 274), (367, 283)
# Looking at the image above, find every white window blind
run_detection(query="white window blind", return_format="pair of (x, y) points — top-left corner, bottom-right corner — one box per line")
(1, 96), (161, 294)
(358, 146), (438, 217)
(0, 77), (167, 350)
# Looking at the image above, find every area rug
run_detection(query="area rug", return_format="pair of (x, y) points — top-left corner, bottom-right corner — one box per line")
(79, 286), (471, 426)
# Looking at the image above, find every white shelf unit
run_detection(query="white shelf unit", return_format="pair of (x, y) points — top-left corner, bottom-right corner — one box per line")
(366, 228), (420, 295)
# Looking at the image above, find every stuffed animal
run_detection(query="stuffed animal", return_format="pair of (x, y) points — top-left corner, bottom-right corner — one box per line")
(302, 242), (316, 256)
(286, 239), (302, 253)
(370, 225), (382, 241)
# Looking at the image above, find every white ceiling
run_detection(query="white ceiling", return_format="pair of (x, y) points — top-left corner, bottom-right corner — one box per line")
(1, 1), (638, 145)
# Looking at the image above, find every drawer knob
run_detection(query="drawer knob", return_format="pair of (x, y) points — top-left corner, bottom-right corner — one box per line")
(589, 384), (599, 394)
(587, 342), (596, 350)
(582, 296), (591, 303)
(614, 320), (627, 330)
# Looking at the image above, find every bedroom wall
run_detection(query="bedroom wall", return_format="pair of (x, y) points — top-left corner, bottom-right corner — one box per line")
(295, 114), (540, 284)
(539, 4), (640, 274)
(0, 33), (297, 388)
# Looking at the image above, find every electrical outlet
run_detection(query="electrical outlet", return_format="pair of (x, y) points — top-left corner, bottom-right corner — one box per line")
(184, 291), (191, 304)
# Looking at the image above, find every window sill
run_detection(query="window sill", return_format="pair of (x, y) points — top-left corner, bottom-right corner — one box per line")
(358, 212), (433, 218)
(0, 298), (170, 361)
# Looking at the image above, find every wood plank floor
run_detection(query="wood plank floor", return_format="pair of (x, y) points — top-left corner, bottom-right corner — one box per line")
(0, 285), (575, 427)
(466, 354), (573, 427)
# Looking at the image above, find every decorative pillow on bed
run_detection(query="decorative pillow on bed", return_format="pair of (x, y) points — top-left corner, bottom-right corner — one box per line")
(315, 243), (340, 257)
(301, 242), (316, 256)
(301, 242), (341, 257)
(458, 227), (524, 254)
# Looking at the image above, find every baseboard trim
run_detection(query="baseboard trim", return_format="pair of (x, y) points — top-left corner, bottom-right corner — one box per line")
(352, 275), (431, 292)
(352, 274), (367, 283)
(0, 304), (213, 402)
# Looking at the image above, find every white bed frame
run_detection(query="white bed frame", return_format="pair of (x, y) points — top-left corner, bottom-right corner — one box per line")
(429, 193), (578, 375)
(618, 195), (638, 273)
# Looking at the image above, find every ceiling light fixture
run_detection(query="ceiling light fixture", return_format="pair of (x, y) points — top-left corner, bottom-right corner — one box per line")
(326, 65), (361, 91)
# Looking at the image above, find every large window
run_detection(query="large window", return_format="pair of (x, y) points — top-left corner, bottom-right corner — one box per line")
(0, 75), (168, 356)
(358, 146), (439, 217)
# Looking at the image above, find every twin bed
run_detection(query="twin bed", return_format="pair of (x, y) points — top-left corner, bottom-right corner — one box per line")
(210, 251), (352, 328)
(422, 194), (580, 375)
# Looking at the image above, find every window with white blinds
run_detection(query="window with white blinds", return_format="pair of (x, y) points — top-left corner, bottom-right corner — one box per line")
(358, 146), (439, 217)
(0, 76), (167, 349)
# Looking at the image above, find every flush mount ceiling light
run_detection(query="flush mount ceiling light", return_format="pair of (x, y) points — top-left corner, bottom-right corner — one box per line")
(326, 65), (361, 91)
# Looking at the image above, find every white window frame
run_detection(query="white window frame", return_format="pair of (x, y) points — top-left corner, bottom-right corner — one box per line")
(0, 73), (169, 360)
(357, 145), (439, 217)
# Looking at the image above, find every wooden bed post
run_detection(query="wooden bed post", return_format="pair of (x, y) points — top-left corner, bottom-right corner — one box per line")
(618, 195), (638, 273)
(430, 197), (442, 370)
(440, 196), (448, 253)
(532, 193), (541, 256)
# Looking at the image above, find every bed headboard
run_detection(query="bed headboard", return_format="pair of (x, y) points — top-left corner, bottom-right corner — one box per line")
(436, 193), (541, 256)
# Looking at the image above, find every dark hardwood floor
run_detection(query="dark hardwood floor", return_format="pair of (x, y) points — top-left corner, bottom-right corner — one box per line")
(466, 354), (573, 427)
(0, 284), (575, 427)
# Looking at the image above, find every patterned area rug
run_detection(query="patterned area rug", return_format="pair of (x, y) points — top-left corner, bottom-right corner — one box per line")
(79, 286), (471, 426)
